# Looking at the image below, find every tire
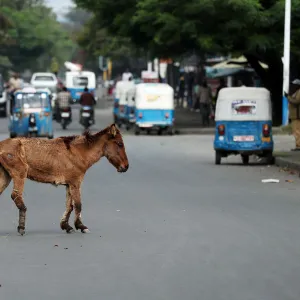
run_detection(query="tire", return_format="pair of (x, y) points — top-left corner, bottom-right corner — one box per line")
(266, 153), (275, 165)
(48, 134), (54, 139)
(215, 151), (221, 165)
(167, 127), (173, 136)
(126, 124), (131, 131)
(30, 132), (37, 138)
(242, 155), (249, 165)
(157, 128), (162, 135)
(134, 125), (140, 135)
(10, 133), (16, 138)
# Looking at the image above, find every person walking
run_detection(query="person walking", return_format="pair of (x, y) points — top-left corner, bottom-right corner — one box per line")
(198, 79), (212, 126)
(286, 79), (300, 150)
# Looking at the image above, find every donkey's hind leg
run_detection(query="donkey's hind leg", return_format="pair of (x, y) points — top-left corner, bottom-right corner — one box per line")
(0, 165), (11, 195)
(0, 152), (28, 235)
(60, 185), (75, 233)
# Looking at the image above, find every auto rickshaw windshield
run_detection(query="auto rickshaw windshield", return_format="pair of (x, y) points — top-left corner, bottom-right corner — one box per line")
(16, 93), (49, 108)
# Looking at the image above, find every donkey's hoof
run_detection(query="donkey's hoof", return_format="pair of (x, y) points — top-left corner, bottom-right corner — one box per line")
(17, 226), (25, 236)
(82, 228), (90, 233)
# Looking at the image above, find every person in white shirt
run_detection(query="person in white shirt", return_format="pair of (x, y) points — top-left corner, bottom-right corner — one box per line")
(122, 68), (133, 81)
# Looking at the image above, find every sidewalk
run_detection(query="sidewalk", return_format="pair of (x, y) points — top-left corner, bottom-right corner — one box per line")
(174, 108), (214, 131)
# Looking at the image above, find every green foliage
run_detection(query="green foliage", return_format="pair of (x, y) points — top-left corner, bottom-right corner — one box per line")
(1, 0), (77, 72)
(74, 0), (300, 61)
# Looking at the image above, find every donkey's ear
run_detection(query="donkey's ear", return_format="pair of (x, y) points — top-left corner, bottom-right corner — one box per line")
(109, 124), (117, 137)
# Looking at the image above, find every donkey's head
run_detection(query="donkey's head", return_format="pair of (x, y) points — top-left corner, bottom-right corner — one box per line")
(103, 124), (129, 173)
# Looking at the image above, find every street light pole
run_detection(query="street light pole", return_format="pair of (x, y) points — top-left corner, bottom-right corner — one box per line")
(282, 0), (291, 126)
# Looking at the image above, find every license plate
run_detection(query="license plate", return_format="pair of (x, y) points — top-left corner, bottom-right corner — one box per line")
(233, 135), (254, 142)
(76, 92), (82, 96)
(262, 137), (271, 142)
(138, 123), (153, 128)
(61, 113), (69, 117)
(82, 112), (90, 117)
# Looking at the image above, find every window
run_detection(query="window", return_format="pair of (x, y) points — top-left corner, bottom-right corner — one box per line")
(73, 76), (89, 87)
(16, 93), (49, 108)
(34, 76), (55, 82)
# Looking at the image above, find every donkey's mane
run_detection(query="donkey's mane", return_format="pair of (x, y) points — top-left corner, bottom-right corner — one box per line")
(59, 125), (120, 150)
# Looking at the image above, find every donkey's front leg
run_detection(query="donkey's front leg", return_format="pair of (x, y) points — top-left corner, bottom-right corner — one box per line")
(11, 177), (27, 235)
(69, 184), (89, 233)
(60, 185), (75, 233)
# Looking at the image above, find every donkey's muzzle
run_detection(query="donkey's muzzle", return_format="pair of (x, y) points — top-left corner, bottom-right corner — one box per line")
(118, 164), (129, 173)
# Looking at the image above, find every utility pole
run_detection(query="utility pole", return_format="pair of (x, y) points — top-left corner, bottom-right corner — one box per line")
(282, 0), (291, 126)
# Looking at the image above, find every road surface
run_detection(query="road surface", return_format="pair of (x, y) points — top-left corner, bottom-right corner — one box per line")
(0, 106), (300, 300)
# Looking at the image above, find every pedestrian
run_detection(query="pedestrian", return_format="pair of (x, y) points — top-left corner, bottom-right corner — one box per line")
(177, 73), (185, 108)
(192, 79), (200, 112)
(198, 79), (212, 126)
(286, 79), (300, 151)
(215, 78), (227, 101)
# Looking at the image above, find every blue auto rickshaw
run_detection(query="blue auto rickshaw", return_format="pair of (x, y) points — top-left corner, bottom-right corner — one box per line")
(214, 87), (274, 165)
(114, 80), (130, 128)
(124, 82), (136, 130)
(9, 87), (54, 138)
(134, 83), (175, 135)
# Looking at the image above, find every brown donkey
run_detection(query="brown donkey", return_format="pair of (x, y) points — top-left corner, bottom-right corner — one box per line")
(0, 124), (129, 235)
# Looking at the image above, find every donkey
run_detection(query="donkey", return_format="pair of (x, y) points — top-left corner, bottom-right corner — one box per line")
(0, 124), (129, 235)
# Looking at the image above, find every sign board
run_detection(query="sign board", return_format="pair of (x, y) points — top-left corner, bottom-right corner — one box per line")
(99, 56), (108, 71)
(231, 100), (257, 115)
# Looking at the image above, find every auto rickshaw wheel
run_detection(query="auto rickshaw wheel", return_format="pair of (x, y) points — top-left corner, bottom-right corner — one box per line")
(134, 125), (140, 135)
(241, 155), (249, 165)
(48, 134), (54, 139)
(167, 127), (173, 136)
(10, 133), (16, 138)
(266, 153), (275, 165)
(215, 151), (221, 165)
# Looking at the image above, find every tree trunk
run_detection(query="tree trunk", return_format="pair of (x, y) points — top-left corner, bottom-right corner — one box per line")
(244, 53), (283, 126)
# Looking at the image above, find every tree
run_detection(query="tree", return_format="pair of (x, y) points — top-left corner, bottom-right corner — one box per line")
(74, 0), (300, 124)
(1, 0), (76, 73)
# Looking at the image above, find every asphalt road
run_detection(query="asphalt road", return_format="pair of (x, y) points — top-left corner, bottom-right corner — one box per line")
(0, 106), (300, 300)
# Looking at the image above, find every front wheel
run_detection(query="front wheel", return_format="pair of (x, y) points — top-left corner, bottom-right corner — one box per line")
(241, 155), (249, 165)
(215, 151), (221, 165)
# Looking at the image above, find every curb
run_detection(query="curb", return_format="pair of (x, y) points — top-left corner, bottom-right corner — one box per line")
(275, 157), (300, 173)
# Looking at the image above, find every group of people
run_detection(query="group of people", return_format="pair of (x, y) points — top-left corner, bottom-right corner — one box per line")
(5, 72), (96, 123)
(55, 86), (96, 122)
(177, 75), (227, 126)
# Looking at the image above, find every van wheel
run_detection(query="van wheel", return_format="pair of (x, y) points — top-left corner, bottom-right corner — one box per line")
(241, 155), (249, 165)
(215, 151), (221, 165)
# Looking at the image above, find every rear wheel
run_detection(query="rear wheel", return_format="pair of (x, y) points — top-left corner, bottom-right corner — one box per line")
(48, 134), (54, 139)
(266, 152), (275, 165)
(241, 155), (249, 165)
(215, 151), (221, 165)
(134, 125), (140, 135)
(167, 126), (173, 136)
(10, 132), (16, 138)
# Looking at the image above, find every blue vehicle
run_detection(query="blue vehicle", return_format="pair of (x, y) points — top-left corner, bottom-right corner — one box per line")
(65, 71), (96, 103)
(9, 87), (53, 139)
(134, 83), (175, 135)
(114, 80), (133, 128)
(214, 87), (274, 165)
(124, 82), (136, 130)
